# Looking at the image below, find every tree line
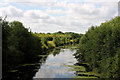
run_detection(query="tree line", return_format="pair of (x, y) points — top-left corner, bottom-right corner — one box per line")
(34, 31), (83, 50)
(74, 16), (120, 78)
(1, 17), (82, 75)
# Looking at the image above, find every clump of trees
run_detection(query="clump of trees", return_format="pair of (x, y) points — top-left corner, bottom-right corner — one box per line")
(35, 31), (83, 48)
(1, 18), (43, 74)
(74, 16), (120, 78)
(52, 31), (83, 46)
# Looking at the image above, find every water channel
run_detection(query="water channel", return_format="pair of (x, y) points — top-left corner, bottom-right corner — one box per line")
(3, 46), (99, 80)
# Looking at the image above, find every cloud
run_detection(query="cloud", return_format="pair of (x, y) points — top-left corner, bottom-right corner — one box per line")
(24, 10), (49, 19)
(3, 0), (119, 2)
(0, 1), (118, 33)
(46, 9), (66, 15)
(85, 0), (119, 2)
(0, 5), (23, 18)
(3, 0), (57, 2)
(0, 2), (9, 6)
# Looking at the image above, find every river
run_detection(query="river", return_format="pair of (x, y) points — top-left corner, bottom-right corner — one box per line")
(2, 46), (99, 80)
(33, 47), (77, 78)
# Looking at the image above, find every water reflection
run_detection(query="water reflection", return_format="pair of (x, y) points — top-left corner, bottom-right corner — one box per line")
(52, 48), (61, 56)
(2, 52), (49, 80)
(33, 48), (77, 78)
(2, 46), (78, 80)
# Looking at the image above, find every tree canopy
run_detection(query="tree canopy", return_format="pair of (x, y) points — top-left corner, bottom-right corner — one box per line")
(74, 16), (120, 78)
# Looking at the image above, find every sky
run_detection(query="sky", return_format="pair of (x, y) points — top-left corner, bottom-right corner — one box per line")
(0, 0), (119, 34)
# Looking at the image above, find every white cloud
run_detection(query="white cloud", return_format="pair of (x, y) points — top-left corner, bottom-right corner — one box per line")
(0, 1), (118, 33)
(0, 5), (23, 18)
(46, 9), (65, 15)
(0, 3), (9, 6)
(3, 0), (119, 2)
(24, 10), (49, 19)
(85, 0), (119, 2)
(3, 0), (57, 2)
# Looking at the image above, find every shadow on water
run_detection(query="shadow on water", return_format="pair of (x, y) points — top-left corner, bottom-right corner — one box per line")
(2, 45), (65, 80)
(2, 50), (51, 80)
(2, 64), (40, 80)
(2, 45), (100, 79)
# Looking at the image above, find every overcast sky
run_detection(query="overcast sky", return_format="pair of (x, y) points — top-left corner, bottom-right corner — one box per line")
(0, 0), (119, 34)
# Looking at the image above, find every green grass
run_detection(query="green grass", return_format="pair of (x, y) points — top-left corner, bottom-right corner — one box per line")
(77, 72), (100, 77)
(66, 65), (86, 72)
(72, 76), (98, 78)
(66, 65), (100, 78)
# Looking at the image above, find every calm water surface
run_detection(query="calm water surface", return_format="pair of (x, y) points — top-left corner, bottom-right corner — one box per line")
(33, 48), (77, 78)
(3, 46), (99, 80)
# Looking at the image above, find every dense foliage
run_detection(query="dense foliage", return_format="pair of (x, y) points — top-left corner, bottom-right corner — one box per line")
(35, 31), (83, 48)
(1, 18), (82, 75)
(2, 19), (43, 74)
(74, 17), (120, 78)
